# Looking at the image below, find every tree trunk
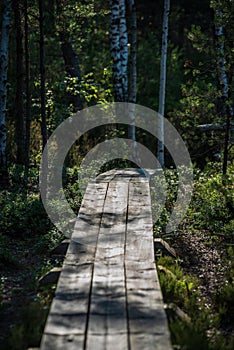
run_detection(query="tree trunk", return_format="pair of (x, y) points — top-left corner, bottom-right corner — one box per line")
(0, 0), (11, 178)
(119, 0), (128, 101)
(60, 34), (83, 112)
(38, 0), (48, 200)
(110, 0), (123, 101)
(39, 0), (47, 148)
(13, 0), (25, 165)
(110, 0), (128, 102)
(24, 0), (31, 171)
(213, 6), (233, 175)
(56, 0), (83, 112)
(157, 0), (170, 168)
(127, 0), (137, 160)
(128, 0), (137, 104)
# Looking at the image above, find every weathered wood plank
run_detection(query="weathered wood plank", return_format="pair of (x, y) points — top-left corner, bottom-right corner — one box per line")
(40, 169), (172, 350)
(125, 176), (172, 350)
(40, 182), (108, 349)
(125, 179), (154, 262)
(72, 181), (109, 247)
(86, 333), (128, 350)
(41, 334), (84, 350)
(86, 180), (129, 349)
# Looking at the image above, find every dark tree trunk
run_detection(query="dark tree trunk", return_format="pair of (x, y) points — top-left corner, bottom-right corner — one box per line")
(13, 0), (25, 165)
(39, 0), (47, 148)
(60, 34), (83, 111)
(38, 0), (48, 199)
(56, 0), (83, 112)
(157, 0), (170, 168)
(24, 0), (31, 170)
(213, 6), (233, 175)
(0, 0), (11, 186)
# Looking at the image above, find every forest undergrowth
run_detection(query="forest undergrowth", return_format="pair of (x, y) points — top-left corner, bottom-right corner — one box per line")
(0, 162), (233, 349)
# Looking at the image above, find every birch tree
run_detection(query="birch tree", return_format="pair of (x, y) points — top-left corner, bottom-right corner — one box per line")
(127, 0), (137, 158)
(157, 0), (170, 167)
(110, 0), (138, 159)
(119, 0), (128, 100)
(212, 1), (233, 175)
(0, 0), (11, 172)
(110, 0), (128, 102)
(127, 0), (137, 104)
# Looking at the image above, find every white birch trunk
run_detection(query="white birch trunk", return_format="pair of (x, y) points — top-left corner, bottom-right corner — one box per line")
(157, 0), (170, 168)
(214, 8), (233, 115)
(119, 0), (128, 101)
(128, 0), (137, 103)
(110, 0), (124, 101)
(127, 0), (138, 161)
(110, 0), (129, 102)
(0, 0), (11, 168)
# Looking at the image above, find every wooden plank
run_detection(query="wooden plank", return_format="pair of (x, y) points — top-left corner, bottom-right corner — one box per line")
(130, 333), (172, 350)
(72, 181), (108, 247)
(41, 181), (108, 349)
(40, 334), (84, 350)
(86, 333), (128, 350)
(86, 179), (129, 349)
(40, 169), (172, 350)
(125, 179), (154, 262)
(125, 176), (172, 350)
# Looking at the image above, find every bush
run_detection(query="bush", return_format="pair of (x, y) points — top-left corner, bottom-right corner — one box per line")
(2, 302), (49, 350)
(215, 247), (234, 326)
(157, 256), (198, 310)
(157, 255), (234, 350)
(187, 166), (233, 232)
(0, 191), (51, 237)
(154, 163), (234, 238)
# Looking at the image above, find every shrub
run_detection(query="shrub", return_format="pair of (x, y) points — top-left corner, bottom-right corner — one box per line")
(157, 256), (198, 310)
(0, 191), (51, 237)
(2, 302), (49, 350)
(215, 247), (234, 326)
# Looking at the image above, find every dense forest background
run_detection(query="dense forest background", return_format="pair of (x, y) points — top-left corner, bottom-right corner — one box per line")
(0, 0), (233, 172)
(0, 0), (233, 349)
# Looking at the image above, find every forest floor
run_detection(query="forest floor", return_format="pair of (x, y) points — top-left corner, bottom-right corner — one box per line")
(0, 229), (233, 348)
(0, 237), (59, 346)
(172, 230), (233, 338)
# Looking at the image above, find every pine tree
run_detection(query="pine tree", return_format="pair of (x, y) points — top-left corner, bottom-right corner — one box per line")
(0, 0), (11, 179)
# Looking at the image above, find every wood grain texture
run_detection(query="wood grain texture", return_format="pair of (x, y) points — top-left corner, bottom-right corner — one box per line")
(40, 169), (172, 350)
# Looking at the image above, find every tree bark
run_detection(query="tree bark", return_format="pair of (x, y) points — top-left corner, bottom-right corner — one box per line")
(119, 0), (128, 101)
(60, 34), (83, 111)
(13, 0), (25, 165)
(56, 0), (83, 112)
(213, 6), (234, 175)
(39, 0), (47, 148)
(0, 0), (11, 175)
(127, 0), (137, 103)
(157, 0), (170, 168)
(110, 0), (123, 101)
(127, 0), (137, 159)
(110, 0), (128, 102)
(24, 0), (31, 170)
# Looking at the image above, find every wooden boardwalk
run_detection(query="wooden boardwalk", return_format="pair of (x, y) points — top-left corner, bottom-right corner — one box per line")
(40, 169), (172, 350)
